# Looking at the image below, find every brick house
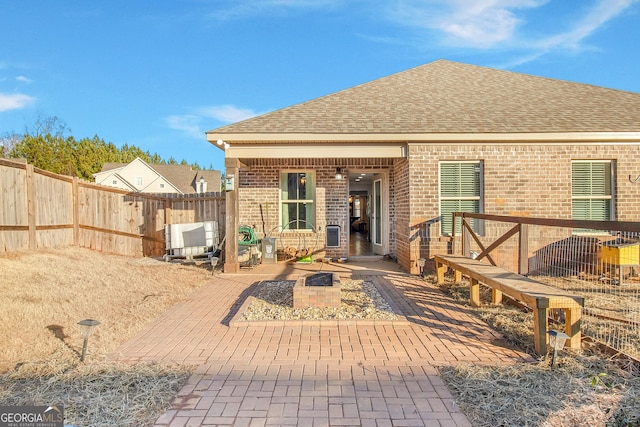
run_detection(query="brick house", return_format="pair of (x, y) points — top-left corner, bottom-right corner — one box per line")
(206, 60), (640, 274)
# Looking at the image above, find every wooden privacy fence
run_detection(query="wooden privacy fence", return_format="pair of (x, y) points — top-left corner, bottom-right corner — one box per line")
(0, 159), (225, 257)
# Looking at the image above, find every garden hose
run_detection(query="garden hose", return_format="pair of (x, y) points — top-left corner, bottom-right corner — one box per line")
(238, 225), (258, 245)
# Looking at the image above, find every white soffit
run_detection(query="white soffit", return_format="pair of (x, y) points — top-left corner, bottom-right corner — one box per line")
(226, 144), (407, 158)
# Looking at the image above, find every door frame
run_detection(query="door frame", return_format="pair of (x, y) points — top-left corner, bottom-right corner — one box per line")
(347, 169), (389, 257)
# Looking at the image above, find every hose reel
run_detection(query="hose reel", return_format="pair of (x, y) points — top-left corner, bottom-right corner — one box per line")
(238, 225), (258, 245)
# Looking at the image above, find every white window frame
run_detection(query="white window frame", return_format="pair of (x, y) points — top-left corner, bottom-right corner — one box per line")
(135, 176), (143, 186)
(280, 170), (316, 232)
(571, 160), (615, 228)
(439, 161), (484, 236)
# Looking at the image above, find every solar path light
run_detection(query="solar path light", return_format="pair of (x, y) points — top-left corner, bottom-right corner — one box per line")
(547, 329), (570, 368)
(78, 319), (100, 362)
(418, 258), (426, 276)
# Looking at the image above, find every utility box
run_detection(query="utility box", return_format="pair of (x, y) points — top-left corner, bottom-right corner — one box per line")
(326, 225), (340, 248)
(261, 237), (277, 264)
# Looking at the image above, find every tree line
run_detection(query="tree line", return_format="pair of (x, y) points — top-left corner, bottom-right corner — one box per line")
(1, 116), (211, 180)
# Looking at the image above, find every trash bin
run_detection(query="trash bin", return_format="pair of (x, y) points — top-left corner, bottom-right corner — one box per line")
(262, 237), (277, 264)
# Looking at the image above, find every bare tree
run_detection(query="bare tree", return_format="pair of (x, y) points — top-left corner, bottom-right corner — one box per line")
(26, 112), (71, 138)
(0, 131), (22, 158)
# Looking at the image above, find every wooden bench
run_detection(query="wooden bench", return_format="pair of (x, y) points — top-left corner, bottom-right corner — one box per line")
(434, 254), (584, 355)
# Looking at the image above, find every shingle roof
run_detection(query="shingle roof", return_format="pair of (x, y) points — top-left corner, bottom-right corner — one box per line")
(100, 162), (220, 193)
(208, 60), (640, 136)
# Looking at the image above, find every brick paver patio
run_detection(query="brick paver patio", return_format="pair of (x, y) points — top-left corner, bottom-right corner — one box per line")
(111, 262), (533, 426)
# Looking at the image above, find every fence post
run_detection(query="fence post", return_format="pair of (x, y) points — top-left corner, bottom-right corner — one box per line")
(451, 212), (457, 255)
(519, 223), (529, 275)
(462, 215), (470, 257)
(26, 164), (36, 249)
(73, 177), (79, 246)
(164, 196), (171, 225)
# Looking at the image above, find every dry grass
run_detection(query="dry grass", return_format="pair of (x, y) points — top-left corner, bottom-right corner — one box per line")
(0, 246), (212, 426)
(433, 275), (640, 427)
(4, 247), (640, 426)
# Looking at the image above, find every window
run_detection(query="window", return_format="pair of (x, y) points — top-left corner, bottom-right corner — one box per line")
(280, 171), (315, 230)
(112, 180), (117, 185)
(572, 161), (613, 222)
(160, 183), (165, 189)
(136, 176), (143, 186)
(440, 161), (483, 235)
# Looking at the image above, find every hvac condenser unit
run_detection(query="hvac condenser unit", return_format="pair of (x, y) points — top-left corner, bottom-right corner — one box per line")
(164, 221), (219, 260)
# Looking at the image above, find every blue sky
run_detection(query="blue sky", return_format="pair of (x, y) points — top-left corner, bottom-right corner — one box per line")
(1, 0), (639, 172)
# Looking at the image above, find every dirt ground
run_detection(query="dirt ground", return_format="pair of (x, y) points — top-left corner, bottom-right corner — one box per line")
(0, 246), (212, 372)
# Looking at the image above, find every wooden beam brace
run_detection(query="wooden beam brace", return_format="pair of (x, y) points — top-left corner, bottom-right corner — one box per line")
(463, 219), (497, 266)
(475, 224), (520, 264)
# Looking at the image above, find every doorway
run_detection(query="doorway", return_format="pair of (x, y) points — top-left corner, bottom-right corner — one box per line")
(348, 170), (388, 257)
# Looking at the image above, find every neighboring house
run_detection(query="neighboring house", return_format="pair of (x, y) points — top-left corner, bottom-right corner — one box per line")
(93, 157), (221, 194)
(206, 60), (640, 274)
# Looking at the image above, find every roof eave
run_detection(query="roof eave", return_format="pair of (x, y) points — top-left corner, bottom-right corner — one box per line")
(206, 131), (640, 145)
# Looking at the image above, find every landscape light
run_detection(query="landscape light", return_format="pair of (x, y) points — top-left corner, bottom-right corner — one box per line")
(78, 319), (100, 362)
(547, 329), (570, 368)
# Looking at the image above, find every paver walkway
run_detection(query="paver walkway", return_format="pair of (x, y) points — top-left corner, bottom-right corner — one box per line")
(111, 265), (533, 426)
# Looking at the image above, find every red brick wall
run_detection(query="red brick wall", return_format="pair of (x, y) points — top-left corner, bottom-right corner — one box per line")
(406, 143), (640, 274)
(237, 158), (395, 260)
(232, 143), (639, 274)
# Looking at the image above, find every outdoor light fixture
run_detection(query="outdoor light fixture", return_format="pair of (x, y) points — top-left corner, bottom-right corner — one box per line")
(335, 167), (343, 180)
(78, 319), (100, 362)
(215, 139), (230, 149)
(547, 329), (570, 368)
(418, 258), (426, 276)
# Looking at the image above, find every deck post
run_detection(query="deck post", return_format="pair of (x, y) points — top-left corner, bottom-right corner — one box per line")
(469, 278), (480, 307)
(491, 288), (503, 304)
(533, 301), (549, 355)
(454, 269), (462, 282)
(533, 308), (549, 355)
(565, 307), (582, 349)
(518, 223), (529, 275)
(224, 158), (240, 273)
(436, 260), (446, 284)
(462, 217), (470, 257)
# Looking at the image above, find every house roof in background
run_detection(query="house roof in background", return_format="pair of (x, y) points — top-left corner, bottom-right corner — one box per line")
(207, 60), (640, 138)
(100, 162), (220, 194)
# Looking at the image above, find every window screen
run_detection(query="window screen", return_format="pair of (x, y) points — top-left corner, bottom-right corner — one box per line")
(440, 162), (482, 235)
(572, 161), (613, 222)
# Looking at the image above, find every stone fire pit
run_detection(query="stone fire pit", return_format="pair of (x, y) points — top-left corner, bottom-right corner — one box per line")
(293, 272), (341, 308)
